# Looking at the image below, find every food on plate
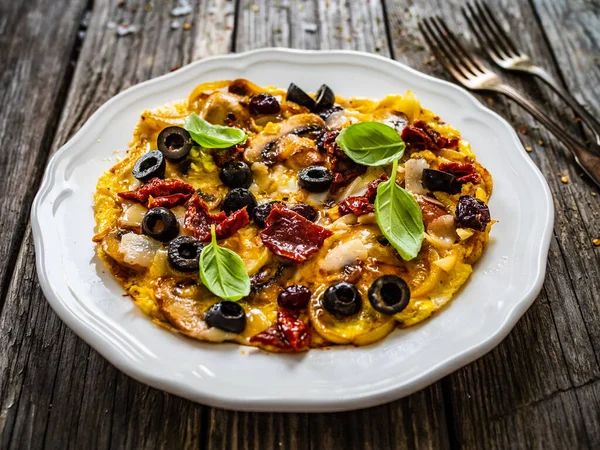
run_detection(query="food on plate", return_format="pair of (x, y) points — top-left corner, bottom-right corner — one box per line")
(93, 78), (493, 352)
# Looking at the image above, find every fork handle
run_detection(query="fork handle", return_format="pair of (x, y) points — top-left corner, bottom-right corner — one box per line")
(525, 65), (600, 145)
(495, 83), (600, 187)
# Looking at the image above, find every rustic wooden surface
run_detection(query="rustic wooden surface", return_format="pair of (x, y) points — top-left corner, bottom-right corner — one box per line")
(0, 0), (598, 448)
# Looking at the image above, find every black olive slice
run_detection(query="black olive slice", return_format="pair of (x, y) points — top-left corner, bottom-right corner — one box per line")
(286, 83), (316, 110)
(157, 126), (193, 162)
(298, 165), (333, 193)
(132, 150), (166, 182)
(368, 275), (410, 315)
(167, 236), (204, 272)
(323, 281), (362, 317)
(314, 84), (335, 111)
(141, 207), (179, 242)
(219, 160), (253, 188)
(422, 169), (461, 194)
(222, 188), (258, 216)
(204, 301), (246, 334)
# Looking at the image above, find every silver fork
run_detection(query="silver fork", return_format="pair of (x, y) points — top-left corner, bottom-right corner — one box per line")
(463, 0), (600, 146)
(418, 16), (600, 188)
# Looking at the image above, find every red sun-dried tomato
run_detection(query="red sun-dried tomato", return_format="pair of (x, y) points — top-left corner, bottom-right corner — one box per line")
(118, 178), (195, 208)
(364, 173), (389, 202)
(216, 207), (249, 239)
(184, 194), (248, 241)
(337, 174), (389, 217)
(438, 162), (479, 184)
(401, 121), (459, 151)
(338, 196), (374, 216)
(260, 204), (333, 263)
(249, 310), (311, 351)
(319, 130), (367, 194)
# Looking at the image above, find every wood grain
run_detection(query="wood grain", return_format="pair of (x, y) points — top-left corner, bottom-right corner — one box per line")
(0, 0), (88, 311)
(384, 0), (600, 447)
(1, 0), (600, 448)
(0, 0), (234, 448)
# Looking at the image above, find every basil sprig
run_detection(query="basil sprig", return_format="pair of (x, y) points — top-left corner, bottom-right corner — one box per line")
(335, 122), (406, 166)
(184, 113), (247, 149)
(199, 225), (250, 301)
(374, 159), (424, 260)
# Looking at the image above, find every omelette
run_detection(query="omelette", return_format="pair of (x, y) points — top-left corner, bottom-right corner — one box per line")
(93, 79), (493, 352)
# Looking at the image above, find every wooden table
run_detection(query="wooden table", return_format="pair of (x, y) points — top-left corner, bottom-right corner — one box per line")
(1, 0), (599, 448)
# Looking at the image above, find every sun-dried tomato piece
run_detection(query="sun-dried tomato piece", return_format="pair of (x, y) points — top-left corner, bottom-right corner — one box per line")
(215, 207), (249, 239)
(148, 193), (191, 209)
(249, 310), (310, 351)
(439, 162), (479, 184)
(119, 178), (195, 208)
(364, 173), (389, 202)
(401, 124), (433, 150)
(184, 194), (249, 241)
(211, 142), (247, 168)
(401, 121), (459, 151)
(260, 204), (333, 262)
(338, 196), (375, 216)
(184, 194), (226, 241)
(318, 130), (367, 194)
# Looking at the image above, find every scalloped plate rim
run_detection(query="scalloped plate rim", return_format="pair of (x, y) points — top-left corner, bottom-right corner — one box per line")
(31, 48), (553, 412)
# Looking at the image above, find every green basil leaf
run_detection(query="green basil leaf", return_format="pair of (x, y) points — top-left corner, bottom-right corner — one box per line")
(335, 122), (406, 166)
(199, 225), (250, 301)
(184, 113), (247, 149)
(374, 160), (424, 260)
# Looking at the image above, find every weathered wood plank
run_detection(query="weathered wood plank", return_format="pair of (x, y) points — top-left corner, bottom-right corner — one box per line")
(0, 0), (88, 311)
(0, 1), (234, 449)
(385, 0), (600, 447)
(203, 2), (450, 450)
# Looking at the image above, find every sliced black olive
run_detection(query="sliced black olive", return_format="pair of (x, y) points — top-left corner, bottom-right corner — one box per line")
(314, 84), (335, 111)
(132, 150), (166, 182)
(455, 196), (491, 231)
(422, 169), (461, 194)
(286, 83), (316, 110)
(167, 236), (203, 272)
(248, 93), (280, 115)
(298, 165), (333, 193)
(323, 281), (362, 317)
(368, 275), (410, 315)
(157, 126), (193, 162)
(142, 207), (179, 242)
(204, 301), (246, 334)
(222, 188), (257, 216)
(219, 160), (253, 188)
(252, 200), (284, 228)
(278, 285), (311, 310)
(298, 166), (334, 193)
(290, 203), (318, 222)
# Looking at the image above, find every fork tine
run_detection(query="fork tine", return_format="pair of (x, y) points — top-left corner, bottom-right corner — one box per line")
(419, 19), (470, 84)
(478, 1), (522, 57)
(432, 16), (488, 76)
(463, 3), (505, 64)
(472, 0), (520, 59)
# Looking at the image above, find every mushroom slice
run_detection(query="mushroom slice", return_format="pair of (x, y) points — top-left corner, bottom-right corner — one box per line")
(266, 134), (325, 170)
(244, 114), (325, 163)
(155, 278), (238, 341)
(309, 268), (397, 345)
(201, 91), (251, 129)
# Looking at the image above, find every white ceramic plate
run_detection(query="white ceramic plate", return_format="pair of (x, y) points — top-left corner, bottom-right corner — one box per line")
(32, 49), (553, 412)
